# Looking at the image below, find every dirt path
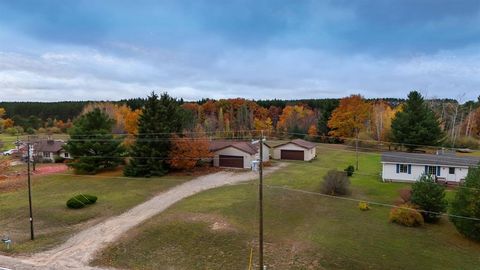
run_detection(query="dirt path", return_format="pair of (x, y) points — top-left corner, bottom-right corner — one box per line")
(0, 164), (285, 270)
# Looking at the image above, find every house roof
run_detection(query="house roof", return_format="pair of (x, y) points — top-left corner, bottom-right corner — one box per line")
(209, 140), (263, 155)
(274, 139), (316, 150)
(381, 152), (480, 167)
(34, 140), (65, 153)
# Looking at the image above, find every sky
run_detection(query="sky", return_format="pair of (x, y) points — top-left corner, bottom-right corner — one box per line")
(0, 0), (479, 102)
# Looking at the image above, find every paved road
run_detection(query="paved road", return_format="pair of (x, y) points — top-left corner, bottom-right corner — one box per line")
(0, 164), (284, 270)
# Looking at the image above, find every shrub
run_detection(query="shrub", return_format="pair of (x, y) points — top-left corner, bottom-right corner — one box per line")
(66, 194), (98, 209)
(358, 201), (370, 211)
(320, 170), (350, 196)
(411, 174), (447, 223)
(450, 166), (480, 241)
(389, 203), (424, 227)
(54, 155), (65, 163)
(26, 128), (36, 134)
(344, 165), (355, 177)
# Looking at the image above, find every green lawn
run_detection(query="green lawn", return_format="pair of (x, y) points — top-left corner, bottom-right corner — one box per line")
(93, 145), (480, 270)
(0, 170), (190, 254)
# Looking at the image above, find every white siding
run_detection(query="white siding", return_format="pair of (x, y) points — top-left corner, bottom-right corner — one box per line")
(382, 162), (470, 182)
(213, 147), (254, 169)
(272, 143), (316, 161)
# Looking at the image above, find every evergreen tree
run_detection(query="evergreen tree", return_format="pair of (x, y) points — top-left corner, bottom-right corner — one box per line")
(124, 92), (184, 177)
(64, 108), (124, 174)
(391, 91), (443, 151)
(410, 174), (448, 223)
(450, 166), (480, 241)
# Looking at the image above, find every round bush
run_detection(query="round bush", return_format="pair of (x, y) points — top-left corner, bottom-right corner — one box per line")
(358, 201), (370, 211)
(66, 194), (98, 209)
(389, 203), (424, 227)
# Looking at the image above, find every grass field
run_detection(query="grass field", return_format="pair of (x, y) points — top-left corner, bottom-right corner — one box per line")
(93, 144), (480, 270)
(0, 133), (70, 151)
(0, 169), (191, 254)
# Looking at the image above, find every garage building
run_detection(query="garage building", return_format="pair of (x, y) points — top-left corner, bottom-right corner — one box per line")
(209, 140), (270, 169)
(272, 139), (316, 161)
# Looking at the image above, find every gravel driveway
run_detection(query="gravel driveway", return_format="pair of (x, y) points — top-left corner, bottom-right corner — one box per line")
(0, 164), (285, 270)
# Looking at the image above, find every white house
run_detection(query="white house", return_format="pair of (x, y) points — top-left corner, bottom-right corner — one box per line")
(272, 139), (316, 161)
(381, 152), (480, 184)
(33, 140), (71, 163)
(209, 140), (270, 169)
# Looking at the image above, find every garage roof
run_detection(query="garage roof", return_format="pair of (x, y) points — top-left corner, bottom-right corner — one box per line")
(209, 140), (259, 155)
(274, 139), (316, 150)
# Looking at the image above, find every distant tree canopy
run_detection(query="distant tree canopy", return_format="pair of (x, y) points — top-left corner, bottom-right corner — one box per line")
(0, 102), (87, 121)
(391, 91), (443, 151)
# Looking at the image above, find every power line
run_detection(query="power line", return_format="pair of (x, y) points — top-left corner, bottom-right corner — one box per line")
(265, 184), (480, 222)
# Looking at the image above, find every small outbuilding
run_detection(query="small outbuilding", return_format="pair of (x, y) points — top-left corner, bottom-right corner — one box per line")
(272, 139), (316, 161)
(209, 140), (270, 169)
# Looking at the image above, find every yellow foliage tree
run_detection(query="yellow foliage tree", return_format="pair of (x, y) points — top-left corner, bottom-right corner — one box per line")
(371, 100), (397, 141)
(254, 117), (273, 135)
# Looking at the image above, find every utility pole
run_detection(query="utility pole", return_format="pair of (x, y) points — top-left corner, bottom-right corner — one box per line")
(258, 130), (264, 270)
(355, 127), (359, 171)
(27, 142), (35, 240)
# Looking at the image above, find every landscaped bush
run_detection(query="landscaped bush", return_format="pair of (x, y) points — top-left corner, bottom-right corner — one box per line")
(320, 169), (350, 196)
(450, 166), (480, 241)
(411, 175), (447, 223)
(389, 203), (424, 227)
(66, 194), (98, 209)
(344, 165), (355, 177)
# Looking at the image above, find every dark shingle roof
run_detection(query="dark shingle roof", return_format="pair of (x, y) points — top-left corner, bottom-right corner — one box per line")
(381, 152), (480, 167)
(274, 139), (316, 150)
(34, 140), (65, 153)
(209, 140), (259, 155)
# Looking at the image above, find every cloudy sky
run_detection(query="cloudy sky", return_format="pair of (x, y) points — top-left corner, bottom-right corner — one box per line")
(0, 0), (479, 102)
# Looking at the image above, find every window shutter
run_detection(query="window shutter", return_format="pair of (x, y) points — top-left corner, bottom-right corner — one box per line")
(408, 164), (411, 174)
(437, 166), (441, 176)
(396, 164), (399, 173)
(425, 165), (428, 174)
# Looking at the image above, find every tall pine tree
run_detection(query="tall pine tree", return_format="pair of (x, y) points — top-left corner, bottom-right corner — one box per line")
(124, 92), (184, 177)
(64, 108), (124, 174)
(391, 91), (443, 151)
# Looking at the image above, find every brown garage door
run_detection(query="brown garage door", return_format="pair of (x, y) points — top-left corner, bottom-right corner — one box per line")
(219, 155), (244, 168)
(281, 150), (304, 160)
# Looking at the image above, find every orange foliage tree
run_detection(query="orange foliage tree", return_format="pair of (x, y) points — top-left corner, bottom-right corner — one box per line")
(307, 124), (318, 138)
(328, 95), (370, 138)
(277, 105), (317, 134)
(168, 135), (213, 170)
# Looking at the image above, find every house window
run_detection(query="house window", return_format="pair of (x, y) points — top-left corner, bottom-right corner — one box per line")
(399, 164), (408, 173)
(427, 166), (437, 176)
(449, 167), (455, 174)
(64, 152), (69, 158)
(43, 152), (50, 158)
